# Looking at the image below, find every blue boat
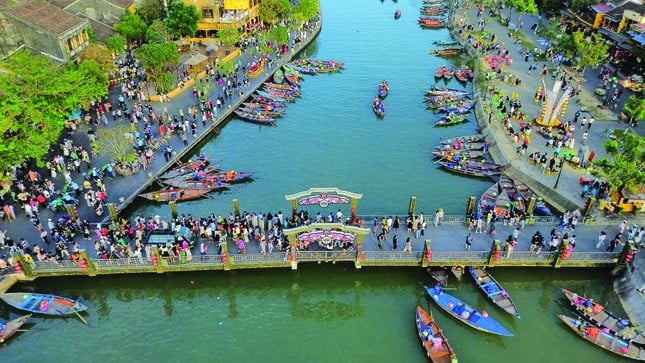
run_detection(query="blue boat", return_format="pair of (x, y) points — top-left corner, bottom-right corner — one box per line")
(424, 285), (513, 336)
(1, 292), (88, 316)
(255, 90), (286, 103)
(469, 267), (521, 318)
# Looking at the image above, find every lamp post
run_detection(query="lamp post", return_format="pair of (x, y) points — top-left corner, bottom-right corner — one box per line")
(554, 159), (565, 189)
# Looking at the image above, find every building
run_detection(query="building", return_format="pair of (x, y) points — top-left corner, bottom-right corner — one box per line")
(590, 0), (645, 32)
(0, 0), (90, 61)
(50, 0), (135, 27)
(187, 0), (261, 37)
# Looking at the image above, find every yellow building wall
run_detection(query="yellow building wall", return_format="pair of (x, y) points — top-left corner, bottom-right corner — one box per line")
(224, 0), (250, 10)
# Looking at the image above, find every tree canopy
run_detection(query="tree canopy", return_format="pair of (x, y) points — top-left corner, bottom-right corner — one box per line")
(134, 42), (180, 93)
(217, 27), (241, 47)
(146, 20), (173, 43)
(166, 0), (201, 38)
(137, 0), (165, 25)
(106, 34), (127, 53)
(623, 95), (645, 123)
(259, 0), (292, 24)
(293, 0), (319, 20)
(0, 50), (107, 174)
(592, 131), (645, 193)
(572, 31), (609, 75)
(81, 43), (115, 73)
(266, 26), (289, 46)
(115, 12), (148, 42)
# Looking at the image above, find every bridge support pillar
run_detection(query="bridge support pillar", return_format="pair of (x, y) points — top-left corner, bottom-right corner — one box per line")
(107, 203), (119, 222)
(151, 246), (167, 273)
(355, 235), (365, 269)
(13, 253), (33, 277)
(554, 239), (570, 268)
(422, 240), (432, 268)
(487, 240), (501, 266)
(220, 240), (231, 271)
(465, 197), (476, 224)
(289, 238), (298, 270)
(232, 199), (240, 219)
(80, 249), (97, 276)
(527, 197), (536, 218)
(408, 196), (417, 216)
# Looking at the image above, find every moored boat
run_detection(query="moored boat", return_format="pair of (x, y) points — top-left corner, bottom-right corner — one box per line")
(437, 159), (503, 178)
(160, 157), (210, 179)
(434, 114), (468, 127)
(419, 18), (445, 28)
(562, 288), (645, 344)
(442, 67), (453, 80)
(1, 293), (88, 315)
(432, 39), (458, 46)
(425, 285), (513, 336)
(432, 149), (487, 160)
(428, 267), (449, 286)
(469, 267), (521, 318)
(0, 314), (31, 343)
(139, 187), (210, 202)
(255, 90), (287, 103)
(394, 9), (401, 19)
(164, 170), (253, 187)
(234, 109), (277, 125)
(424, 87), (469, 97)
(511, 177), (553, 216)
(415, 306), (458, 363)
(440, 134), (484, 145)
(372, 98), (386, 118)
(450, 266), (464, 281)
(378, 81), (389, 99)
(435, 141), (486, 152)
(558, 314), (645, 361)
(273, 69), (284, 84)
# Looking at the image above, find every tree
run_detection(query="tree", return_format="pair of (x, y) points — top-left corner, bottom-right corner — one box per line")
(510, 0), (537, 24)
(266, 26), (289, 46)
(259, 0), (292, 25)
(106, 34), (127, 54)
(114, 12), (148, 42)
(0, 50), (107, 175)
(293, 0), (319, 20)
(81, 43), (114, 73)
(165, 0), (200, 38)
(592, 131), (645, 194)
(97, 125), (137, 165)
(146, 20), (172, 43)
(623, 95), (645, 124)
(217, 27), (241, 47)
(572, 31), (609, 76)
(135, 42), (180, 93)
(217, 60), (236, 76)
(137, 0), (165, 25)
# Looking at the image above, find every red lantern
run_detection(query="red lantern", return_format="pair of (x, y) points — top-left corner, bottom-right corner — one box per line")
(151, 254), (158, 267)
(12, 262), (21, 274)
(79, 259), (88, 272)
(221, 253), (228, 264)
(425, 249), (432, 261)
(494, 250), (500, 261)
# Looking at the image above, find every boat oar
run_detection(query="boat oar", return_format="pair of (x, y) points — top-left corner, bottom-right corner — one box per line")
(73, 309), (89, 327)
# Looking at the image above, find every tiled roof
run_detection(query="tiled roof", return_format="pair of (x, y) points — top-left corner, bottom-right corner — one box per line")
(607, 1), (645, 18)
(107, 0), (133, 9)
(6, 0), (86, 36)
(85, 17), (115, 40)
(48, 0), (76, 9)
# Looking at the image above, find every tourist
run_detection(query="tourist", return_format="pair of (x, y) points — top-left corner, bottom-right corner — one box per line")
(403, 237), (412, 253)
(392, 235), (398, 251)
(465, 233), (472, 251)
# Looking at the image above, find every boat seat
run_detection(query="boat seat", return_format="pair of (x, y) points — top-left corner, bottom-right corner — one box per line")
(488, 290), (504, 296)
(26, 297), (43, 310)
(20, 296), (36, 309)
(481, 282), (496, 288)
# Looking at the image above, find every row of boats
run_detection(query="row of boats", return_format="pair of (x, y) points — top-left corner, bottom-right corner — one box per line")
(418, 0), (450, 28)
(434, 65), (473, 83)
(417, 269), (645, 362)
(480, 174), (553, 216)
(424, 86), (473, 127)
(234, 59), (345, 126)
(138, 156), (253, 203)
(372, 81), (389, 118)
(431, 134), (502, 178)
(0, 292), (89, 343)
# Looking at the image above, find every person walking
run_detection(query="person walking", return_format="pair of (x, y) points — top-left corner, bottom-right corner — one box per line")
(596, 231), (607, 249)
(606, 236), (621, 252)
(392, 235), (398, 250)
(465, 233), (473, 251)
(403, 237), (412, 253)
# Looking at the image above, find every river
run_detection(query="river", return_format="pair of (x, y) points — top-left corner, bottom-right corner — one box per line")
(2, 1), (630, 362)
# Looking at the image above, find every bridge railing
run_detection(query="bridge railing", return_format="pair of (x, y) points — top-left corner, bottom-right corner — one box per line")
(297, 251), (355, 261)
(95, 258), (153, 268)
(362, 251), (423, 262)
(355, 215), (563, 225)
(564, 251), (619, 262)
(233, 253), (287, 264)
(33, 260), (83, 271)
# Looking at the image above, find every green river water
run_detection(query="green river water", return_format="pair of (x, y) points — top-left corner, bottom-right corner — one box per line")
(2, 1), (631, 362)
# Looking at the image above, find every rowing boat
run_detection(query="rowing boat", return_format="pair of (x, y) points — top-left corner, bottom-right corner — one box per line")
(432, 149), (487, 161)
(559, 314), (645, 361)
(373, 99), (386, 118)
(139, 187), (209, 202)
(415, 306), (458, 363)
(469, 267), (521, 318)
(434, 115), (468, 127)
(437, 159), (503, 178)
(428, 267), (449, 286)
(0, 314), (31, 343)
(273, 69), (284, 84)
(440, 134), (483, 145)
(435, 141), (486, 152)
(450, 266), (464, 281)
(562, 288), (645, 344)
(425, 285), (513, 336)
(246, 60), (264, 78)
(160, 157), (210, 179)
(511, 177), (553, 216)
(1, 292), (88, 315)
(164, 171), (253, 187)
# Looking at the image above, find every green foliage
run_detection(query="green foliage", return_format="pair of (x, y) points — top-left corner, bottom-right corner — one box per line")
(217, 27), (241, 47)
(259, 0), (292, 24)
(166, 0), (200, 38)
(135, 42), (180, 93)
(572, 31), (609, 75)
(97, 125), (137, 165)
(115, 12), (148, 41)
(570, 0), (599, 9)
(267, 26), (289, 45)
(217, 60), (236, 76)
(86, 26), (97, 42)
(146, 20), (172, 43)
(137, 0), (165, 25)
(106, 34), (127, 53)
(293, 0), (319, 20)
(0, 50), (107, 173)
(510, 0), (537, 23)
(623, 95), (645, 122)
(81, 43), (114, 73)
(592, 131), (645, 192)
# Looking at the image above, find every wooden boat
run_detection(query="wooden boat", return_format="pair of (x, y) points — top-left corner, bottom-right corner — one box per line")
(433, 39), (458, 46)
(378, 81), (389, 99)
(234, 109), (277, 125)
(425, 285), (513, 336)
(1, 293), (88, 315)
(469, 267), (520, 318)
(434, 67), (444, 79)
(559, 314), (645, 361)
(165, 170), (253, 187)
(435, 141), (486, 152)
(246, 60), (264, 78)
(429, 46), (465, 56)
(242, 102), (287, 112)
(442, 67), (453, 80)
(394, 9), (401, 19)
(428, 267), (449, 286)
(161, 179), (229, 191)
(498, 175), (525, 213)
(260, 87), (298, 101)
(160, 157), (210, 179)
(511, 177), (553, 216)
(434, 115), (468, 127)
(415, 306), (458, 363)
(250, 94), (287, 108)
(139, 187), (209, 202)
(440, 134), (483, 145)
(450, 266), (464, 281)
(273, 69), (284, 84)
(436, 103), (474, 115)
(419, 18), (445, 28)
(425, 87), (469, 97)
(432, 149), (487, 160)
(562, 288), (645, 344)
(372, 99), (386, 118)
(238, 106), (284, 118)
(0, 314), (31, 343)
(437, 159), (503, 178)
(263, 82), (299, 92)
(421, 8), (446, 16)
(256, 90), (287, 103)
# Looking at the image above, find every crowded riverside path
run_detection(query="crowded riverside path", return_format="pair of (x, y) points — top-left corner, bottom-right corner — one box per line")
(1, 0), (644, 362)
